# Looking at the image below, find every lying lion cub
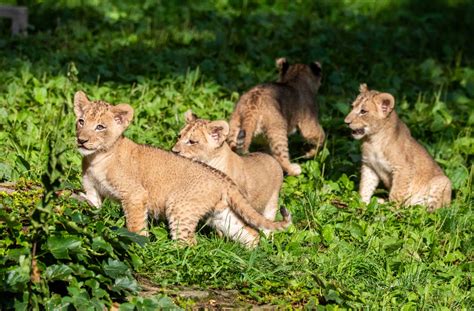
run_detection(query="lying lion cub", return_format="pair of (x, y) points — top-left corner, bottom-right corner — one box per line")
(73, 91), (291, 246)
(344, 84), (451, 211)
(172, 110), (284, 230)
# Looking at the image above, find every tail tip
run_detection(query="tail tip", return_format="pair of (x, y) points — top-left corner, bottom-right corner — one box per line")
(237, 129), (246, 140)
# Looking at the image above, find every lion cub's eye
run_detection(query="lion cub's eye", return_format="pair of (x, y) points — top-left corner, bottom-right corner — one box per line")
(95, 124), (106, 131)
(78, 119), (84, 127)
(186, 139), (198, 145)
(360, 109), (368, 115)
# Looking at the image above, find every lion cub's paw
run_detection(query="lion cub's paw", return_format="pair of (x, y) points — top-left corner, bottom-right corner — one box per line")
(78, 192), (101, 208)
(304, 149), (318, 159)
(287, 163), (302, 176)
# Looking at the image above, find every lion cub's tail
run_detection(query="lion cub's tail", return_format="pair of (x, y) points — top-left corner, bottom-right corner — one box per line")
(227, 187), (291, 231)
(227, 95), (259, 154)
(227, 112), (242, 151)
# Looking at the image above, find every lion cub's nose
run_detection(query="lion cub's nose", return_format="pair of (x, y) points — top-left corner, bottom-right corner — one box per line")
(77, 138), (89, 144)
(344, 116), (351, 124)
(171, 146), (180, 154)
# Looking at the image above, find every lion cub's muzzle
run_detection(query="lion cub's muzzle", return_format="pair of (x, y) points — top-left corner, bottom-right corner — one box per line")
(351, 128), (365, 136)
(77, 137), (88, 146)
(345, 122), (366, 139)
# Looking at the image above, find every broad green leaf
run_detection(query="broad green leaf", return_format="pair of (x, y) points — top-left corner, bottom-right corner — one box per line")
(92, 237), (114, 255)
(33, 87), (47, 105)
(102, 259), (129, 278)
(6, 255), (30, 291)
(113, 276), (140, 293)
(44, 264), (73, 280)
(47, 235), (83, 260)
(115, 228), (148, 246)
(322, 225), (335, 243)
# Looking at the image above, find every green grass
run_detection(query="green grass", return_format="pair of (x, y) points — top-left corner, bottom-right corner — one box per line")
(0, 0), (473, 309)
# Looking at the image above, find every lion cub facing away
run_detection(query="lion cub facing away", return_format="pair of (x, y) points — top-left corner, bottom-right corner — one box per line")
(73, 91), (291, 247)
(344, 84), (451, 211)
(227, 57), (325, 176)
(172, 110), (284, 229)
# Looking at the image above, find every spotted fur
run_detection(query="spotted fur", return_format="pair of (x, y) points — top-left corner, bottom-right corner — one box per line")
(74, 91), (291, 247)
(172, 111), (285, 236)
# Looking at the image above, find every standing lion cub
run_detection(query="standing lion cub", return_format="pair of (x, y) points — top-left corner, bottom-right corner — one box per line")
(344, 84), (451, 210)
(227, 57), (325, 176)
(73, 91), (291, 247)
(172, 110), (284, 229)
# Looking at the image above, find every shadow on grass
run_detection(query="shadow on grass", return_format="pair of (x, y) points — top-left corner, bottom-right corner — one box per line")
(1, 0), (472, 88)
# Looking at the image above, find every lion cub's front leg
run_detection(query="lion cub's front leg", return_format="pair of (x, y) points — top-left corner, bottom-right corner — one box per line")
(81, 175), (102, 208)
(359, 164), (380, 203)
(122, 190), (149, 236)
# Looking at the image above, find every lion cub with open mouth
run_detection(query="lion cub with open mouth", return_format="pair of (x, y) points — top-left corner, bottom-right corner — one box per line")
(227, 57), (325, 176)
(345, 84), (451, 211)
(172, 110), (284, 233)
(73, 91), (291, 247)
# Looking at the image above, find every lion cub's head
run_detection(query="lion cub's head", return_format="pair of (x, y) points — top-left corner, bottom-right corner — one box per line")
(276, 57), (322, 93)
(73, 91), (134, 156)
(172, 110), (229, 162)
(344, 84), (395, 140)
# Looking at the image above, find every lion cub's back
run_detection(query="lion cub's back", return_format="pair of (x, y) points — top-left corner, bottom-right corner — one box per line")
(137, 145), (231, 190)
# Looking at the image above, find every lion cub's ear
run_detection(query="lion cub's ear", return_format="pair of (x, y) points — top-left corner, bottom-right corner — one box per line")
(375, 93), (395, 117)
(74, 91), (90, 117)
(309, 61), (322, 77)
(184, 110), (198, 123)
(276, 57), (289, 75)
(112, 104), (134, 127)
(207, 120), (230, 146)
(359, 83), (369, 93)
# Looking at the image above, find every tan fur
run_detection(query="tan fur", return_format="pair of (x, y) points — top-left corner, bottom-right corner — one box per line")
(227, 57), (325, 176)
(344, 84), (451, 211)
(172, 111), (284, 234)
(73, 91), (291, 247)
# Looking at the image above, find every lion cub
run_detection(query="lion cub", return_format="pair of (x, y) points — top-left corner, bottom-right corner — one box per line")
(172, 110), (284, 226)
(73, 91), (291, 247)
(227, 57), (325, 176)
(344, 84), (451, 211)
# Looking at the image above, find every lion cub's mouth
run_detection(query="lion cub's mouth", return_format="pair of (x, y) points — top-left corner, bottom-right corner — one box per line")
(351, 128), (365, 136)
(77, 144), (97, 156)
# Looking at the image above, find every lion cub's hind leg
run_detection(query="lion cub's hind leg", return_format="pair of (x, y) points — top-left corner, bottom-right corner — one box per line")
(403, 175), (451, 211)
(228, 113), (242, 151)
(298, 116), (325, 159)
(260, 191), (280, 236)
(237, 116), (258, 154)
(211, 208), (260, 248)
(426, 175), (452, 212)
(262, 190), (279, 221)
(265, 120), (301, 176)
(165, 202), (209, 246)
